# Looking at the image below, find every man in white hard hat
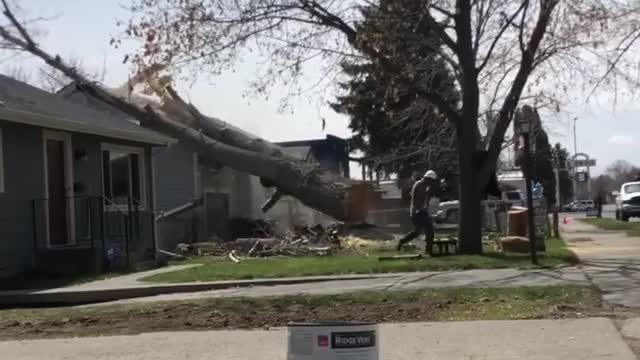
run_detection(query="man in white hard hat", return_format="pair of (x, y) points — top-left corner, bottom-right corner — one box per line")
(397, 169), (438, 254)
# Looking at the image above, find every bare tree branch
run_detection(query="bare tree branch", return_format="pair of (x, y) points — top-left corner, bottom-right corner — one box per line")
(484, 0), (559, 182)
(476, 0), (529, 72)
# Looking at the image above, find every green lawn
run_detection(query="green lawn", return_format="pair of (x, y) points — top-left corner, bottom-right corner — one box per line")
(580, 218), (640, 237)
(141, 237), (577, 283)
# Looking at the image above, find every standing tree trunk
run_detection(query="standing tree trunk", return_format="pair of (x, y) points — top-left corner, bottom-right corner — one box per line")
(457, 127), (484, 254)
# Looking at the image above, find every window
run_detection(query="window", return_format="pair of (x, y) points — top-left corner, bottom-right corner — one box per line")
(0, 128), (4, 193)
(624, 184), (640, 194)
(101, 144), (145, 208)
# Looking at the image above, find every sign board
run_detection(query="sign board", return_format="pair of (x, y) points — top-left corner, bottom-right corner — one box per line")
(568, 159), (596, 168)
(576, 172), (588, 183)
(288, 322), (379, 360)
(533, 198), (549, 238)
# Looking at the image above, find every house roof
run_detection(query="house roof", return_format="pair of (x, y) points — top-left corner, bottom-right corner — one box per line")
(58, 81), (257, 142)
(0, 75), (172, 145)
(276, 134), (347, 148)
(282, 146), (313, 161)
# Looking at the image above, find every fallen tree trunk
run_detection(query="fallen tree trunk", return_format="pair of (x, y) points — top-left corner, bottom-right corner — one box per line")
(140, 106), (355, 220)
(0, 8), (371, 222)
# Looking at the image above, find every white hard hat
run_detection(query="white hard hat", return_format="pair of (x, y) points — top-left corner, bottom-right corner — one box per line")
(424, 170), (437, 180)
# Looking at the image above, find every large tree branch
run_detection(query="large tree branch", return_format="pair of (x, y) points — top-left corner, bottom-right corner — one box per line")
(483, 0), (559, 185)
(455, 0), (475, 74)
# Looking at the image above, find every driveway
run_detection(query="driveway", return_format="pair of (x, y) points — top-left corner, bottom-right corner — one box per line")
(561, 216), (640, 308)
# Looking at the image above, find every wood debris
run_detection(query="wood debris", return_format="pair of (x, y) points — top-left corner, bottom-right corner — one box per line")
(175, 222), (393, 259)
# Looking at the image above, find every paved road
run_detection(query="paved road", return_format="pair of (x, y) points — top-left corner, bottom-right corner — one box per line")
(561, 216), (640, 308)
(563, 204), (640, 221)
(1, 319), (634, 360)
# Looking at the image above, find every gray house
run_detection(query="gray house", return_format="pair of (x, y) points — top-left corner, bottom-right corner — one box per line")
(0, 75), (171, 278)
(58, 83), (350, 253)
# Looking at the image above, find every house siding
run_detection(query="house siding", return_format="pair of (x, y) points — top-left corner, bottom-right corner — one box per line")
(153, 143), (197, 251)
(0, 119), (158, 277)
(0, 121), (45, 277)
(153, 143), (196, 211)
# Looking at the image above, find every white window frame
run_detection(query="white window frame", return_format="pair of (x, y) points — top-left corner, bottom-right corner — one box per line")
(100, 143), (147, 211)
(42, 130), (76, 247)
(0, 128), (4, 193)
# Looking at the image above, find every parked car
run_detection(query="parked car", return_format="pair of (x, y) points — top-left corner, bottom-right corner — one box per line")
(616, 182), (640, 222)
(433, 190), (525, 224)
(563, 200), (595, 212)
(434, 200), (460, 224)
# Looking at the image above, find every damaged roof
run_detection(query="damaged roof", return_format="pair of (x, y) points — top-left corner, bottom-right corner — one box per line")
(0, 75), (172, 145)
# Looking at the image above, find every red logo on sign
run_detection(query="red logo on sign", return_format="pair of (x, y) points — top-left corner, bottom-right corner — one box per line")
(317, 335), (329, 347)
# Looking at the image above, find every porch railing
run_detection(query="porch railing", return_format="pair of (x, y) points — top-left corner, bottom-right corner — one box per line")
(31, 196), (155, 274)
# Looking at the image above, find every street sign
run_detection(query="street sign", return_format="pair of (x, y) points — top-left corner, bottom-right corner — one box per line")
(568, 159), (596, 168)
(576, 172), (588, 182)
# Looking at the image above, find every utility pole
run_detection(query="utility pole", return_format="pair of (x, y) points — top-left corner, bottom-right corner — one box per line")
(573, 117), (578, 157)
(572, 117), (578, 200)
(554, 166), (561, 208)
(553, 162), (561, 238)
(523, 133), (538, 265)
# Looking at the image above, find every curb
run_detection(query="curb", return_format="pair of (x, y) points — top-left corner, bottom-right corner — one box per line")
(0, 274), (389, 307)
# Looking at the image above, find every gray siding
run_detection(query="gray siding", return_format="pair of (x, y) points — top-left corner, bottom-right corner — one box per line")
(153, 143), (196, 211)
(0, 121), (45, 276)
(153, 143), (197, 250)
(0, 120), (158, 277)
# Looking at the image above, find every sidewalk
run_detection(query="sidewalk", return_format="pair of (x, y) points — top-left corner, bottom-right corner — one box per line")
(100, 266), (587, 306)
(0, 264), (381, 306)
(1, 318), (634, 359)
(561, 217), (640, 308)
(1, 264), (588, 306)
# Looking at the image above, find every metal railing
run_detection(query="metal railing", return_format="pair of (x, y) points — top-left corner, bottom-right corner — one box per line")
(31, 196), (155, 273)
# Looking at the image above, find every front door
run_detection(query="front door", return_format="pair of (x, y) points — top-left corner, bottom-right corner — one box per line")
(45, 132), (73, 246)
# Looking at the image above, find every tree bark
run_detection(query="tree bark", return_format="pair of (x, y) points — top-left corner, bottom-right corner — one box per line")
(139, 106), (355, 221)
(457, 123), (483, 254)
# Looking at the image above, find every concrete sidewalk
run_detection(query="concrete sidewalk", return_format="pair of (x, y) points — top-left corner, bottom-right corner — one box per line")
(1, 261), (588, 306)
(561, 217), (640, 308)
(100, 266), (587, 306)
(1, 318), (634, 359)
(0, 268), (382, 306)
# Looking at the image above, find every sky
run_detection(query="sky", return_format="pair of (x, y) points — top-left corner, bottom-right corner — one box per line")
(3, 0), (640, 177)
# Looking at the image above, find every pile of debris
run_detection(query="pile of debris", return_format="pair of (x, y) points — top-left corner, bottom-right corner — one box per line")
(176, 223), (340, 258)
(174, 222), (393, 260)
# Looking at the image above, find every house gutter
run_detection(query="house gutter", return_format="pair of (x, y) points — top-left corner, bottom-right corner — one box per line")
(0, 107), (175, 146)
